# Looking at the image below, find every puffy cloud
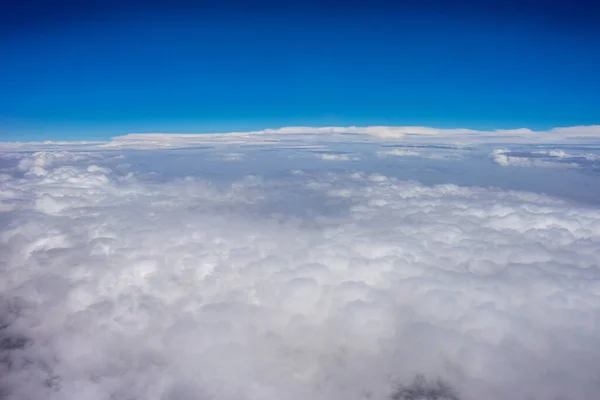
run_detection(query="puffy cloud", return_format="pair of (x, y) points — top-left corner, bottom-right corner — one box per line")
(1, 139), (600, 400)
(16, 151), (100, 176)
(491, 149), (560, 167)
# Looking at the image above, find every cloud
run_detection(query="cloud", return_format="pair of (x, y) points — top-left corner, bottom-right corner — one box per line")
(106, 126), (479, 144)
(548, 125), (600, 137)
(491, 149), (563, 167)
(491, 148), (600, 168)
(1, 138), (600, 400)
(16, 151), (100, 176)
(100, 125), (600, 148)
(2, 126), (600, 153)
(533, 149), (600, 161)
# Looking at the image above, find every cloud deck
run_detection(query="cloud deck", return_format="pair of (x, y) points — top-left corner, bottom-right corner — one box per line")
(1, 128), (600, 400)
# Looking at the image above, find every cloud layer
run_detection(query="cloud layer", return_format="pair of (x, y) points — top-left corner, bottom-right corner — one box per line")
(1, 133), (600, 400)
(4, 125), (599, 152)
(100, 125), (600, 148)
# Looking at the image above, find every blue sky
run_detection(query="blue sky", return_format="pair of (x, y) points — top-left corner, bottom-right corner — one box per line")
(1, 0), (599, 141)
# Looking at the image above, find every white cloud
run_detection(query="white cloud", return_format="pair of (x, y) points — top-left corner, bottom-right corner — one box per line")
(491, 149), (557, 167)
(105, 126), (480, 145)
(548, 125), (600, 137)
(1, 136), (600, 400)
(491, 148), (600, 168)
(98, 125), (600, 148)
(2, 126), (600, 153)
(16, 151), (99, 176)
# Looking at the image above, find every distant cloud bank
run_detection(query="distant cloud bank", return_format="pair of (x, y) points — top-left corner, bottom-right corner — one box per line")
(2, 125), (600, 151)
(101, 125), (600, 149)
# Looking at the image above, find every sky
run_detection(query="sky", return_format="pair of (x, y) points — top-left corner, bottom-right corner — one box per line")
(2, 3), (600, 399)
(1, 0), (600, 140)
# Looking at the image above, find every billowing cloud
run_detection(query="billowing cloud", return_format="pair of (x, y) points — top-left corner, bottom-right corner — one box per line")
(1, 134), (600, 400)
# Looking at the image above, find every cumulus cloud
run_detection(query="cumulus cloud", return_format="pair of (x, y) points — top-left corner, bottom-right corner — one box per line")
(1, 135), (600, 400)
(490, 149), (562, 167)
(216, 152), (246, 161)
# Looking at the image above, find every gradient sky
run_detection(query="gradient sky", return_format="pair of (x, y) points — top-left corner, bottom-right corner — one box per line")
(1, 0), (599, 140)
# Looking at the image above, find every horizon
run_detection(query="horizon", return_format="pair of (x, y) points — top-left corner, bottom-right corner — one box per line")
(3, 123), (600, 144)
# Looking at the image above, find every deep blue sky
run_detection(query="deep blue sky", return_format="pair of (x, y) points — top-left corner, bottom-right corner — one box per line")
(1, 0), (599, 140)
